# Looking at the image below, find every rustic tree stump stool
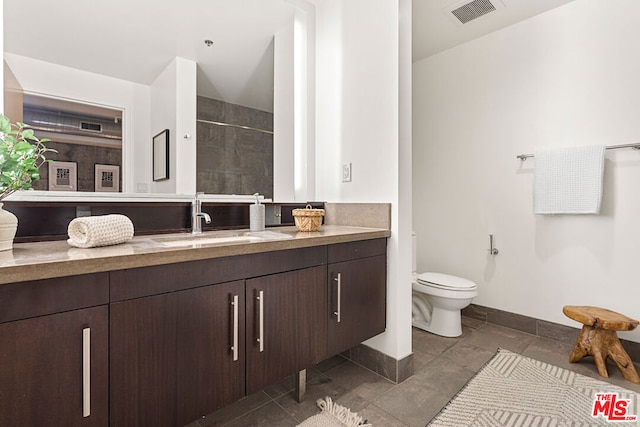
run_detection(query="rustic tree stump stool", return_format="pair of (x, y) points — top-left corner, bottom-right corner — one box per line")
(563, 305), (640, 384)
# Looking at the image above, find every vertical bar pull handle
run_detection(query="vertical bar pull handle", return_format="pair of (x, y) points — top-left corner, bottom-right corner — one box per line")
(82, 327), (91, 418)
(333, 273), (342, 323)
(257, 290), (264, 352)
(231, 295), (239, 361)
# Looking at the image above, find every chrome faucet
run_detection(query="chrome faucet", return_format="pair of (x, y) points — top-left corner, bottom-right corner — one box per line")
(191, 193), (212, 234)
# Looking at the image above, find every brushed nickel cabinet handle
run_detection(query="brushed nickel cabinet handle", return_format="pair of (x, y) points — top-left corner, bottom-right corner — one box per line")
(82, 327), (90, 418)
(333, 273), (342, 323)
(257, 290), (264, 352)
(231, 295), (239, 361)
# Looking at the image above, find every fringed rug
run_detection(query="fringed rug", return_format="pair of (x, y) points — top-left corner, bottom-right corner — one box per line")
(297, 397), (371, 427)
(428, 348), (640, 426)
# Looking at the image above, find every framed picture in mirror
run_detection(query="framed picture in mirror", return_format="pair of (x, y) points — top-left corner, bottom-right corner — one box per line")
(48, 161), (77, 191)
(153, 129), (169, 181)
(95, 164), (120, 192)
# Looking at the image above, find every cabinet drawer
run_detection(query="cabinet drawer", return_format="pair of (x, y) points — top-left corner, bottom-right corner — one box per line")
(327, 238), (387, 263)
(110, 246), (328, 301)
(0, 273), (109, 324)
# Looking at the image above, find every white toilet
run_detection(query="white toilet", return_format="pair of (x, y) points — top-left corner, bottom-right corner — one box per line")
(412, 234), (478, 337)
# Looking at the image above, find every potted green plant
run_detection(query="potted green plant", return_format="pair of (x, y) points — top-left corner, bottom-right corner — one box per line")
(0, 114), (55, 251)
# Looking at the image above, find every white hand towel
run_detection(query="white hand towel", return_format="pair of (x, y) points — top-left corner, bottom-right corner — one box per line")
(67, 214), (134, 248)
(533, 145), (606, 215)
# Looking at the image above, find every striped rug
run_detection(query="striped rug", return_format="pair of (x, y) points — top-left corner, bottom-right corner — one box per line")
(428, 348), (640, 426)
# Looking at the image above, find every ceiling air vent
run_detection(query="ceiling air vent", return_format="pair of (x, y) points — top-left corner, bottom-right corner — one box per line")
(80, 121), (102, 133)
(444, 0), (505, 25)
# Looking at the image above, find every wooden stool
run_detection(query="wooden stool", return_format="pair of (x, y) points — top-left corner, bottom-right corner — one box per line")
(563, 305), (640, 384)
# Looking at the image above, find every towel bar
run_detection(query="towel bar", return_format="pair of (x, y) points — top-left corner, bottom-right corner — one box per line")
(517, 143), (640, 160)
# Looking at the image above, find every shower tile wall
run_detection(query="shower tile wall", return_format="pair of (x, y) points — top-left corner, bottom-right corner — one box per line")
(196, 96), (273, 198)
(32, 141), (122, 192)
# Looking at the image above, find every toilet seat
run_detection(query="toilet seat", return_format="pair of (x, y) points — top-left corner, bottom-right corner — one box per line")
(417, 272), (477, 291)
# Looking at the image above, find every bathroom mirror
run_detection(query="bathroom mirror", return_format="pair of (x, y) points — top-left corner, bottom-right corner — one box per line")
(153, 129), (170, 181)
(3, 0), (295, 199)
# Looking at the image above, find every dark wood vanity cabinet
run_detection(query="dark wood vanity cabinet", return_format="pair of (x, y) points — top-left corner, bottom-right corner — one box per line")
(1, 237), (387, 427)
(246, 265), (327, 394)
(327, 239), (387, 355)
(0, 274), (109, 426)
(109, 280), (245, 427)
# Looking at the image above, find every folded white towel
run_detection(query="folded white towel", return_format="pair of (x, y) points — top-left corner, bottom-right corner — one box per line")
(533, 145), (606, 215)
(67, 214), (134, 248)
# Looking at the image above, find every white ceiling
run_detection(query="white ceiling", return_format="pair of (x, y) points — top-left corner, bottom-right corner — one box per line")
(4, 0), (576, 113)
(413, 0), (576, 62)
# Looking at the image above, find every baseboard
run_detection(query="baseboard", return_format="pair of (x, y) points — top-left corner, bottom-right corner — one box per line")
(342, 344), (414, 384)
(462, 303), (640, 362)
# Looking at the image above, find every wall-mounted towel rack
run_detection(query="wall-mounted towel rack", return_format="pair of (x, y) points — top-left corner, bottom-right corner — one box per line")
(516, 143), (640, 160)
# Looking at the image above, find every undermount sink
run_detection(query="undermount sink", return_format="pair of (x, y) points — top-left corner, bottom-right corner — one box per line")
(157, 235), (262, 247)
(153, 230), (293, 248)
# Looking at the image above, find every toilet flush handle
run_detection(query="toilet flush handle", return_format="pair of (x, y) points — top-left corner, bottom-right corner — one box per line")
(488, 234), (499, 256)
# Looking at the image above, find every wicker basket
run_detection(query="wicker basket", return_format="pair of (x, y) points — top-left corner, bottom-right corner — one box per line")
(292, 204), (325, 232)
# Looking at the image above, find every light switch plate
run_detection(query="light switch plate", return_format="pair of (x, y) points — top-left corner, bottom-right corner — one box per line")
(342, 163), (352, 182)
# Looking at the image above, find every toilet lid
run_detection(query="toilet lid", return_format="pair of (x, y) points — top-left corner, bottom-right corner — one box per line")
(417, 272), (477, 290)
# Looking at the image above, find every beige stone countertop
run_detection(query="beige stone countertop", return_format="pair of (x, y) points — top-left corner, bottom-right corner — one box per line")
(0, 225), (391, 285)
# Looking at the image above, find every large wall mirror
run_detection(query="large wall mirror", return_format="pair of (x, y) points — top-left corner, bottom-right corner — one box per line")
(3, 0), (296, 200)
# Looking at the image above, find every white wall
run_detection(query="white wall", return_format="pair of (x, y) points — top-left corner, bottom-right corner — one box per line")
(149, 57), (197, 195)
(413, 0), (640, 343)
(315, 0), (413, 360)
(274, 22), (296, 201)
(3, 53), (151, 193)
(175, 58), (197, 196)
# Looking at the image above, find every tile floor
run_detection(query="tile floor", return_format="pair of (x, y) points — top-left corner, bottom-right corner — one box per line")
(190, 317), (640, 427)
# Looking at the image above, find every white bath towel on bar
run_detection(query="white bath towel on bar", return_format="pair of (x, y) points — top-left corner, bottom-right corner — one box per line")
(533, 145), (606, 214)
(67, 214), (134, 248)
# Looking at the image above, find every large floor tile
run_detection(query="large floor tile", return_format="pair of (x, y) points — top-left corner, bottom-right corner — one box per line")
(221, 402), (298, 427)
(372, 377), (451, 427)
(197, 317), (640, 426)
(460, 323), (536, 353)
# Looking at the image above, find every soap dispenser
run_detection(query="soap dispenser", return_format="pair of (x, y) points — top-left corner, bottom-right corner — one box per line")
(249, 193), (265, 232)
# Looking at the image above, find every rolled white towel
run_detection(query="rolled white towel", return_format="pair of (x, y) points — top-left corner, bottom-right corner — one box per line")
(67, 214), (134, 248)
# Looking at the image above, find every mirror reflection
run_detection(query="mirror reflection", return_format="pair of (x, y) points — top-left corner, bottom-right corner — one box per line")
(3, 0), (295, 199)
(23, 94), (124, 193)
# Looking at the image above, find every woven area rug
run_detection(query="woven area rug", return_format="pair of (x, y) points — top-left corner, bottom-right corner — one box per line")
(297, 397), (371, 427)
(428, 348), (640, 426)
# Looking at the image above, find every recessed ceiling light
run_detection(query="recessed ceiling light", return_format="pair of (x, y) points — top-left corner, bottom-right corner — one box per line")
(204, 40), (214, 47)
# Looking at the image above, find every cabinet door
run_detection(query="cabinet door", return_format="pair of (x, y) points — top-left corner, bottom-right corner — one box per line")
(246, 266), (327, 394)
(176, 281), (245, 425)
(0, 306), (108, 426)
(110, 281), (245, 427)
(327, 255), (386, 355)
